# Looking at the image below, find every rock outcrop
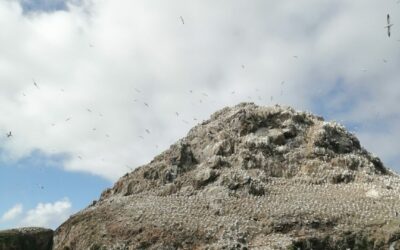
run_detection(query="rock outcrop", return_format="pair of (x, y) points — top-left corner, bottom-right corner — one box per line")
(0, 227), (53, 250)
(53, 103), (400, 249)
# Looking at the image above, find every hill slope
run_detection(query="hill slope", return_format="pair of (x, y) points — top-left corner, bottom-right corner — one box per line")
(54, 103), (400, 249)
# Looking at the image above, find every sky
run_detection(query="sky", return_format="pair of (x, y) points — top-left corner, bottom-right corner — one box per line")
(1, 0), (400, 229)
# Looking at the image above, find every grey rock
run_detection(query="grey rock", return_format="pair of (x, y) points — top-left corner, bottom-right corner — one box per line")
(0, 227), (53, 250)
(53, 103), (400, 250)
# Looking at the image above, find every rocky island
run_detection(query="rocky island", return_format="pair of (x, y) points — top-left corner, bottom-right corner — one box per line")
(3, 103), (400, 249)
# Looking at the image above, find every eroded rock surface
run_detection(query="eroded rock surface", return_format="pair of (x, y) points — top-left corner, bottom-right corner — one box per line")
(53, 103), (400, 249)
(0, 227), (53, 250)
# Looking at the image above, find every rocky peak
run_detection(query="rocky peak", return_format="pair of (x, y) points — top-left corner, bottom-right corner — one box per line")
(54, 103), (400, 250)
(101, 103), (388, 200)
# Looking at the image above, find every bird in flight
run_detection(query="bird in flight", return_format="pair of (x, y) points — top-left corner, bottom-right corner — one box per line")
(33, 79), (39, 89)
(6, 131), (12, 138)
(385, 14), (394, 37)
(180, 16), (185, 24)
(145, 129), (150, 134)
(144, 102), (149, 107)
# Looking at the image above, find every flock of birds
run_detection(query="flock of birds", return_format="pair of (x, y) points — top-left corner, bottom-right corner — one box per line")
(3, 13), (396, 141)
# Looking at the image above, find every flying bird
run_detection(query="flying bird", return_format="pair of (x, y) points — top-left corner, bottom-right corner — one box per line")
(134, 88), (141, 93)
(385, 14), (394, 37)
(180, 16), (185, 24)
(145, 129), (150, 134)
(33, 79), (39, 89)
(175, 112), (179, 116)
(87, 108), (92, 112)
(65, 117), (71, 122)
(6, 131), (12, 138)
(144, 102), (149, 107)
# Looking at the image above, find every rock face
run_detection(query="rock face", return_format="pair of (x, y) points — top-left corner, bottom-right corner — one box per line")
(54, 103), (400, 249)
(0, 227), (53, 250)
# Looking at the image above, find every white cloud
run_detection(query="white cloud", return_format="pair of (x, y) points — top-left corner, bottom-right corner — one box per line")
(0, 0), (399, 181)
(18, 198), (72, 229)
(1, 204), (23, 222)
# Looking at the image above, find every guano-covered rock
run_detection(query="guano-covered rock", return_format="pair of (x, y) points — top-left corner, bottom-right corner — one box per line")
(53, 103), (400, 249)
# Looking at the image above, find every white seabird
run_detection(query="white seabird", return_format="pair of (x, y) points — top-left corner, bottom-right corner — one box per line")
(385, 14), (394, 37)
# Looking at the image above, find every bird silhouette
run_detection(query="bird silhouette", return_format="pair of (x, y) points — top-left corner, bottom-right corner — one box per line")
(6, 131), (12, 138)
(33, 79), (39, 89)
(180, 16), (185, 24)
(385, 14), (394, 37)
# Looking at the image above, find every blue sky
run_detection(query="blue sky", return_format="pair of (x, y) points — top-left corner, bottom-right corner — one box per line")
(0, 149), (111, 229)
(19, 0), (68, 13)
(1, 0), (400, 229)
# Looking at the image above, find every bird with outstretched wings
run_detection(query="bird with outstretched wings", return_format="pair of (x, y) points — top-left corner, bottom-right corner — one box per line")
(385, 14), (394, 37)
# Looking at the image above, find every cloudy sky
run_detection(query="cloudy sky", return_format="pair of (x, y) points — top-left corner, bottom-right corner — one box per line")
(1, 0), (399, 229)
